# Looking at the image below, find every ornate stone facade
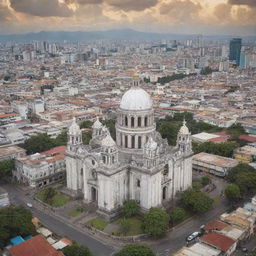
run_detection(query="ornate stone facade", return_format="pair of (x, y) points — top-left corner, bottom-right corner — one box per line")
(65, 85), (193, 220)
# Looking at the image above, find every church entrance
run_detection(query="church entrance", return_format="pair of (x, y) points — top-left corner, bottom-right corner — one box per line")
(162, 186), (167, 200)
(91, 187), (97, 202)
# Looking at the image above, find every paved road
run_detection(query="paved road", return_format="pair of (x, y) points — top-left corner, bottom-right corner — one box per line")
(151, 200), (230, 256)
(3, 181), (230, 256)
(3, 184), (115, 256)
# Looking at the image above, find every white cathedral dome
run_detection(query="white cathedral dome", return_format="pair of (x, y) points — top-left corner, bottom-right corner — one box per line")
(102, 134), (116, 148)
(69, 117), (81, 135)
(179, 120), (189, 134)
(120, 87), (152, 111)
(92, 117), (103, 129)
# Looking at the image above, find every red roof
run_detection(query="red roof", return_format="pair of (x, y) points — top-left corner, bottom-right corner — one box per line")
(239, 135), (256, 142)
(0, 113), (18, 118)
(200, 231), (236, 252)
(204, 220), (229, 231)
(9, 235), (64, 256)
(41, 146), (67, 156)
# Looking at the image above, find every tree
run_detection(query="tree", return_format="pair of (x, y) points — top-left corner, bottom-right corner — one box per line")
(201, 176), (211, 187)
(21, 133), (56, 154)
(227, 163), (254, 182)
(62, 244), (93, 256)
(225, 184), (241, 202)
(142, 208), (170, 237)
(181, 188), (214, 214)
(119, 218), (131, 235)
(54, 132), (68, 146)
(193, 141), (239, 158)
(0, 159), (15, 178)
(41, 188), (57, 204)
(227, 124), (246, 140)
(123, 200), (139, 218)
(102, 119), (116, 140)
(0, 206), (36, 248)
(200, 66), (214, 75)
(114, 244), (155, 256)
(82, 132), (92, 145)
(169, 207), (186, 225)
(80, 120), (93, 129)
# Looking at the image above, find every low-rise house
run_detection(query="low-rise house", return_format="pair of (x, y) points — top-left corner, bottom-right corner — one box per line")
(14, 146), (66, 188)
(192, 152), (239, 177)
(192, 132), (228, 144)
(220, 207), (256, 239)
(6, 235), (64, 256)
(0, 145), (26, 161)
(234, 143), (256, 163)
(199, 231), (237, 256)
(173, 243), (221, 256)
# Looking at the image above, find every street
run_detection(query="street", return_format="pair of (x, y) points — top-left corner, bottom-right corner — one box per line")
(2, 181), (231, 256)
(3, 183), (115, 256)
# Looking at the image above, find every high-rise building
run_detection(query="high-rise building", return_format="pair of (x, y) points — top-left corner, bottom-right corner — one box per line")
(229, 38), (242, 65)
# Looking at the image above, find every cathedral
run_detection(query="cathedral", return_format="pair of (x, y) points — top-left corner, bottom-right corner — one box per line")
(65, 83), (193, 220)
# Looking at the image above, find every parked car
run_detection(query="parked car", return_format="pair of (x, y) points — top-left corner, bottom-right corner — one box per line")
(26, 203), (33, 208)
(186, 231), (201, 242)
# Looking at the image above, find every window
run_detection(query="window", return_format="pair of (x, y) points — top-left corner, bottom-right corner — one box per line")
(125, 116), (128, 126)
(125, 136), (128, 148)
(131, 136), (135, 149)
(145, 116), (148, 127)
(80, 168), (83, 175)
(131, 116), (134, 127)
(138, 117), (141, 127)
(137, 179), (141, 187)
(138, 136), (142, 149)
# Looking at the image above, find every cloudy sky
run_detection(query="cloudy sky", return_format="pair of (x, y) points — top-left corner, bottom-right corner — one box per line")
(0, 0), (255, 35)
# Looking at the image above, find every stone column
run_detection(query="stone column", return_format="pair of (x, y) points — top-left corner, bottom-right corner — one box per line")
(128, 135), (131, 148)
(135, 135), (138, 149)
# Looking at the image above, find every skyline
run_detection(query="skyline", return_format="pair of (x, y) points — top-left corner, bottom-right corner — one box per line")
(0, 0), (256, 36)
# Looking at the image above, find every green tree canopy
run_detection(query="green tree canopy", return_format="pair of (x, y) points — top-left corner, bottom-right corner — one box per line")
(142, 208), (170, 237)
(201, 176), (211, 187)
(62, 244), (93, 256)
(80, 120), (93, 129)
(227, 163), (256, 183)
(0, 206), (36, 248)
(54, 132), (68, 146)
(0, 159), (15, 178)
(102, 119), (116, 140)
(181, 188), (214, 214)
(123, 200), (139, 218)
(225, 184), (241, 202)
(193, 141), (239, 158)
(169, 207), (186, 225)
(114, 244), (155, 256)
(21, 133), (56, 154)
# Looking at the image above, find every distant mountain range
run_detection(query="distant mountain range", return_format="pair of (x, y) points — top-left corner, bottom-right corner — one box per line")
(0, 29), (255, 42)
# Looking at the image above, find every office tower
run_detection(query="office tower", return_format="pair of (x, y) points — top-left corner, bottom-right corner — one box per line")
(229, 38), (242, 65)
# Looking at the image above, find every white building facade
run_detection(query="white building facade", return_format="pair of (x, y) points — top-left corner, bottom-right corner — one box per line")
(65, 85), (193, 219)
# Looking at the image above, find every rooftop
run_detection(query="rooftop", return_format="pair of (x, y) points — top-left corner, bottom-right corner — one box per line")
(8, 235), (64, 256)
(193, 152), (239, 168)
(200, 231), (236, 252)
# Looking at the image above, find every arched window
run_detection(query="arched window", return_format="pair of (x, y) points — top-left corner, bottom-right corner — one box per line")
(138, 117), (141, 127)
(112, 156), (115, 163)
(145, 116), (148, 127)
(131, 116), (134, 127)
(125, 136), (128, 148)
(132, 136), (135, 149)
(80, 168), (83, 175)
(138, 136), (142, 149)
(103, 155), (106, 164)
(137, 179), (141, 187)
(125, 116), (128, 126)
(163, 186), (167, 200)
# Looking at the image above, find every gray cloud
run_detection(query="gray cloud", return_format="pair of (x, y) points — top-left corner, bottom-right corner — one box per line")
(105, 0), (158, 11)
(159, 0), (202, 23)
(10, 0), (73, 17)
(228, 0), (256, 7)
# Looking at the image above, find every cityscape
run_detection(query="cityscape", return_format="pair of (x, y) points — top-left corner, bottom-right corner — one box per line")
(0, 0), (256, 256)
